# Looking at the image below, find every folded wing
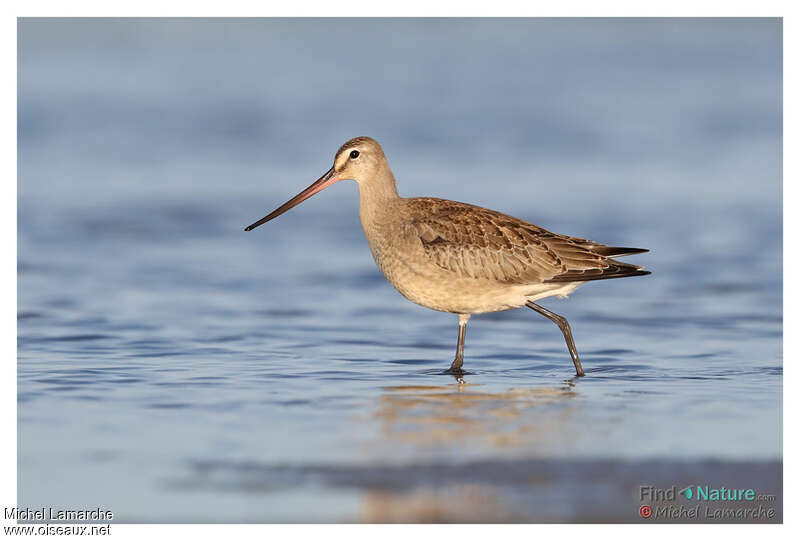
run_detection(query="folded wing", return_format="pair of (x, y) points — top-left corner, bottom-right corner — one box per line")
(407, 198), (649, 285)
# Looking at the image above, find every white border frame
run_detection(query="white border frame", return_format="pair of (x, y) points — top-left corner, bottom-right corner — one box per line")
(4, 3), (794, 539)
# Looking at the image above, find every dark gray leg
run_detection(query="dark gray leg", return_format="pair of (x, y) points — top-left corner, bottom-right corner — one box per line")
(526, 301), (585, 377)
(448, 314), (470, 373)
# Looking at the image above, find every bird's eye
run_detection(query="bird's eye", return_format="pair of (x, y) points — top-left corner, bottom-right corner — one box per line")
(350, 150), (360, 159)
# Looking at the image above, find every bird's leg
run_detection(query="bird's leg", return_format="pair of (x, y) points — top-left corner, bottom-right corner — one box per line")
(526, 301), (585, 377)
(447, 314), (470, 374)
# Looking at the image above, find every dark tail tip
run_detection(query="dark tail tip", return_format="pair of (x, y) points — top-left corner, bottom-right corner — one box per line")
(595, 246), (649, 257)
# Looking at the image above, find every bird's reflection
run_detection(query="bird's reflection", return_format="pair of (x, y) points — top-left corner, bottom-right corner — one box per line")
(363, 378), (581, 521)
(374, 378), (580, 449)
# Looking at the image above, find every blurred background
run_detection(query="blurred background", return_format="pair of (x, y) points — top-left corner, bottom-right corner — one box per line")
(18, 18), (781, 522)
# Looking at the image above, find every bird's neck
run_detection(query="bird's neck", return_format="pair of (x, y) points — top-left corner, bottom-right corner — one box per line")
(357, 168), (401, 229)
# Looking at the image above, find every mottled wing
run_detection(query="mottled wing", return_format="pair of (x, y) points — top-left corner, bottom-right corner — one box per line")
(407, 198), (644, 284)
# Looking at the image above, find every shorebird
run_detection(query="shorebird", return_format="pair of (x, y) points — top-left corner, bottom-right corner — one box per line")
(245, 137), (649, 377)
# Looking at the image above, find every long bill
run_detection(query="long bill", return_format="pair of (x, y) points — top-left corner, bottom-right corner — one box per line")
(244, 167), (340, 231)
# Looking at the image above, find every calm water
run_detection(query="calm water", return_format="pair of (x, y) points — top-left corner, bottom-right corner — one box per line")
(18, 18), (782, 522)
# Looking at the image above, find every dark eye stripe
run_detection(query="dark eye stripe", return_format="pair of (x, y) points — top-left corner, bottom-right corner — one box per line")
(350, 150), (360, 159)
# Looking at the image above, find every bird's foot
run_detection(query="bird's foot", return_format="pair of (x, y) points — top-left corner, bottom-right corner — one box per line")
(444, 356), (467, 383)
(446, 356), (463, 374)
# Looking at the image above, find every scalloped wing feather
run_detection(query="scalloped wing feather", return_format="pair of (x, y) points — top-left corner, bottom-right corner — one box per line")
(408, 198), (647, 285)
